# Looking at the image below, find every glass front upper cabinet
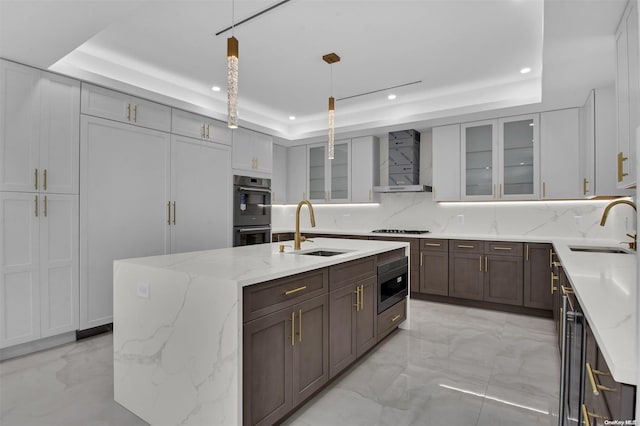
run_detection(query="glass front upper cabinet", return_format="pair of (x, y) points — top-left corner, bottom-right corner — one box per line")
(461, 114), (539, 200)
(307, 140), (350, 203)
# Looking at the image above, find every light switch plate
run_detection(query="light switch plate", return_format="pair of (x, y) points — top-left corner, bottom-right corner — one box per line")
(137, 282), (150, 299)
(456, 214), (464, 225)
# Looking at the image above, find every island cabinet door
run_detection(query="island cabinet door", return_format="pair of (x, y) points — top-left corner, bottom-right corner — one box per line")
(523, 243), (553, 310)
(292, 294), (329, 406)
(243, 309), (293, 426)
(328, 284), (357, 379)
(355, 276), (377, 357)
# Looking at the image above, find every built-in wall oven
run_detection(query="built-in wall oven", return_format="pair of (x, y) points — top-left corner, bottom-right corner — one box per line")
(377, 256), (408, 314)
(559, 285), (586, 426)
(233, 175), (271, 246)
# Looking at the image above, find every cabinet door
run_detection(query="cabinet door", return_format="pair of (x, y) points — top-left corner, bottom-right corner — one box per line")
(541, 109), (580, 199)
(243, 309), (293, 426)
(328, 284), (357, 378)
(81, 83), (132, 125)
(40, 73), (80, 195)
(448, 252), (484, 300)
(232, 128), (272, 176)
(580, 90), (595, 198)
(307, 144), (327, 202)
(80, 116), (170, 330)
(329, 140), (350, 202)
(351, 136), (379, 203)
(0, 60), (40, 193)
(170, 135), (231, 253)
(39, 194), (78, 337)
(271, 144), (287, 204)
(355, 276), (377, 357)
(0, 192), (40, 348)
(616, 18), (633, 188)
(287, 145), (307, 203)
(499, 114), (539, 200)
(461, 120), (497, 200)
(292, 294), (329, 406)
(432, 124), (461, 201)
(252, 131), (273, 175)
(483, 255), (523, 306)
(420, 250), (449, 296)
(625, 1), (639, 188)
(171, 109), (206, 140)
(523, 243), (553, 310)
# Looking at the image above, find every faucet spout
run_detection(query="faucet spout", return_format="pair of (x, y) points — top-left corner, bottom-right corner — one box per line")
(294, 200), (316, 250)
(599, 199), (637, 250)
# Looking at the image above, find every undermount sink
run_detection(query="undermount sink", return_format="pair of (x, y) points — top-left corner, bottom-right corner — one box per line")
(289, 248), (353, 257)
(568, 246), (633, 254)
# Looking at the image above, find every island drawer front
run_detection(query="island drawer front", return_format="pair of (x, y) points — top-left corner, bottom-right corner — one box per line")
(243, 269), (328, 322)
(420, 239), (449, 252)
(451, 240), (483, 253)
(484, 241), (523, 256)
(329, 256), (376, 291)
(377, 298), (406, 341)
(376, 248), (406, 265)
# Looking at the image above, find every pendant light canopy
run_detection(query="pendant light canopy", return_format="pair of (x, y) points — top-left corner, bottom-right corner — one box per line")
(227, 0), (238, 129)
(323, 53), (340, 160)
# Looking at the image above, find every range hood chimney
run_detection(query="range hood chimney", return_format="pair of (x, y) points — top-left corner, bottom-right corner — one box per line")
(373, 129), (431, 193)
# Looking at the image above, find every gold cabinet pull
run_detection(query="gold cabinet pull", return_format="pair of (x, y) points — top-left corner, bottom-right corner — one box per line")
(291, 312), (295, 346)
(586, 362), (615, 395)
(420, 252), (423, 267)
(34, 168), (38, 190)
(458, 244), (475, 249)
(499, 183), (503, 199)
(284, 285), (307, 296)
(479, 255), (482, 272)
(542, 182), (546, 198)
(492, 246), (512, 251)
(133, 105), (138, 122)
(167, 201), (171, 225)
(201, 125), (205, 138)
(551, 272), (558, 294)
(353, 287), (360, 311)
(485, 255), (488, 272)
(359, 285), (364, 310)
(582, 404), (607, 426)
(43, 169), (47, 191)
(561, 285), (573, 295)
(127, 103), (131, 121)
(618, 152), (629, 182)
(525, 244), (529, 261)
(34, 195), (38, 217)
(583, 178), (589, 195)
(425, 242), (441, 247)
(492, 184), (496, 199)
(298, 309), (302, 342)
(206, 124), (210, 139)
(43, 195), (47, 217)
(391, 314), (401, 322)
(173, 201), (176, 225)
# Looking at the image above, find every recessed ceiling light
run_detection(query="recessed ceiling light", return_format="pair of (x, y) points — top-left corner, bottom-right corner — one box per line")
(529, 122), (534, 126)
(520, 67), (531, 74)
(388, 94), (397, 100)
(211, 86), (221, 92)
(289, 116), (296, 120)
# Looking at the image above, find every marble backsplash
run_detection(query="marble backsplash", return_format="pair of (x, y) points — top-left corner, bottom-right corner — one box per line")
(272, 192), (635, 241)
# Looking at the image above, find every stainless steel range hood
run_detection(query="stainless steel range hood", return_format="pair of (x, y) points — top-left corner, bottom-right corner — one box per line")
(374, 129), (430, 193)
(373, 185), (432, 193)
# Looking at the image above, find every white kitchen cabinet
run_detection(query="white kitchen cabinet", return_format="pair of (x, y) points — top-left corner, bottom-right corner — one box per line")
(461, 115), (539, 200)
(0, 192), (78, 348)
(540, 109), (580, 199)
(80, 116), (171, 330)
(0, 60), (80, 194)
(615, 0), (639, 188)
(351, 136), (380, 203)
(169, 134), (231, 253)
(171, 109), (231, 145)
(271, 143), (287, 204)
(307, 140), (351, 203)
(432, 124), (461, 201)
(287, 145), (307, 203)
(81, 83), (171, 133)
(232, 127), (273, 177)
(580, 90), (596, 197)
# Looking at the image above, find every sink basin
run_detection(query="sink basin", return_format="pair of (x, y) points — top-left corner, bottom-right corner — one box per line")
(287, 248), (353, 256)
(568, 246), (633, 254)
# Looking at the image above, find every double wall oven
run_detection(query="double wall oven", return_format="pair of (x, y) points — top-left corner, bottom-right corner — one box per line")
(233, 175), (271, 246)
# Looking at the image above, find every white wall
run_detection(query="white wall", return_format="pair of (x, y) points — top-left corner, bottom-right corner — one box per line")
(273, 193), (633, 241)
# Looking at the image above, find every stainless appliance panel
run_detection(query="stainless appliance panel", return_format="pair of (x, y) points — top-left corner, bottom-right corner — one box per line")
(233, 175), (271, 228)
(377, 256), (409, 314)
(559, 294), (586, 426)
(233, 226), (271, 247)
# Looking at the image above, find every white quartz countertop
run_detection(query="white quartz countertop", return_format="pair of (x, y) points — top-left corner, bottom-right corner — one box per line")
(552, 239), (637, 385)
(116, 238), (409, 288)
(276, 229), (638, 385)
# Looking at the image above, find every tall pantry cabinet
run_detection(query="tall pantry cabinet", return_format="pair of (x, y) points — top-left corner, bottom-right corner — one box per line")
(80, 86), (232, 330)
(0, 60), (80, 348)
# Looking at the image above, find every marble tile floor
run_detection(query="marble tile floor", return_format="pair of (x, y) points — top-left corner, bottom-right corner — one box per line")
(0, 299), (560, 426)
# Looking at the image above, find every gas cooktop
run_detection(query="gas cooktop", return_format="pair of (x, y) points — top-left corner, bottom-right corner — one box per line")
(371, 229), (430, 234)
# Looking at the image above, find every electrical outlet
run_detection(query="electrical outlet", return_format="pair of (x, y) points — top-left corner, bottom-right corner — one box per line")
(456, 214), (464, 225)
(574, 216), (582, 226)
(137, 282), (150, 299)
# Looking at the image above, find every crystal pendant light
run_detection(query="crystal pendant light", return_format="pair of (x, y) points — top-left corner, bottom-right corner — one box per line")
(323, 53), (340, 160)
(227, 0), (238, 129)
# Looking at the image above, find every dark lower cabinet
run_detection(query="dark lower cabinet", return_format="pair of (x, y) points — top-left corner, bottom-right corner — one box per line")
(484, 254), (523, 306)
(243, 294), (328, 426)
(449, 250), (484, 300)
(419, 239), (449, 296)
(523, 243), (553, 309)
